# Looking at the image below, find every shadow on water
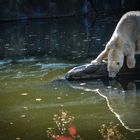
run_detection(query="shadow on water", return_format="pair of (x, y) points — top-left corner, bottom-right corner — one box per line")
(66, 78), (140, 132)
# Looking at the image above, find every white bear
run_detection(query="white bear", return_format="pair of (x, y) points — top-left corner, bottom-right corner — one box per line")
(91, 11), (140, 78)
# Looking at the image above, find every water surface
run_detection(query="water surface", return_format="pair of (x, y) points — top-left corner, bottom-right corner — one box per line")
(0, 14), (140, 140)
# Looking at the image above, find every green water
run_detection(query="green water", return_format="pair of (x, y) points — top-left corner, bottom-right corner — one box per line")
(0, 14), (140, 140)
(0, 60), (110, 140)
(0, 59), (140, 140)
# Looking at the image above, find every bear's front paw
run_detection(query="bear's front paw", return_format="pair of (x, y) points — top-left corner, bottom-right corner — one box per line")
(127, 62), (135, 68)
(127, 58), (136, 68)
(91, 60), (100, 65)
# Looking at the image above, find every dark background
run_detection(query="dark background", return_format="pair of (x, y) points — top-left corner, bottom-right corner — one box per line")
(0, 0), (140, 21)
(0, 0), (140, 60)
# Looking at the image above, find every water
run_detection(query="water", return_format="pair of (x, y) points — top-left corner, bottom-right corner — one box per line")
(0, 13), (140, 140)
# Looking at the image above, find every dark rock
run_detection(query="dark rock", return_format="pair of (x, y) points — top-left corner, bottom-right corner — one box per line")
(65, 55), (140, 80)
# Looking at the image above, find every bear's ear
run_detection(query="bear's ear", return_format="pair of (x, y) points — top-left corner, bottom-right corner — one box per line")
(126, 55), (136, 68)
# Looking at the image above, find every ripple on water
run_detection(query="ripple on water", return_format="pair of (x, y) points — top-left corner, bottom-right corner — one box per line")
(23, 106), (28, 110)
(57, 97), (62, 100)
(17, 57), (37, 63)
(10, 122), (14, 125)
(21, 93), (29, 96)
(35, 63), (75, 70)
(20, 115), (26, 118)
(0, 60), (11, 66)
(35, 98), (42, 101)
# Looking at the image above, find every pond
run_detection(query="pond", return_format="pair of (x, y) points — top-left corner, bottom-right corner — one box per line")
(0, 13), (140, 140)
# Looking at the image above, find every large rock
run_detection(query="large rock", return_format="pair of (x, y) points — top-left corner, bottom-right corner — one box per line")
(65, 55), (140, 80)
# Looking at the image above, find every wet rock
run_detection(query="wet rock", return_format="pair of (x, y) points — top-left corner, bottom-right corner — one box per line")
(65, 55), (140, 80)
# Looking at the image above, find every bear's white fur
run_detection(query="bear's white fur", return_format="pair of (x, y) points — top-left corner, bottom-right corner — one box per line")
(91, 11), (140, 78)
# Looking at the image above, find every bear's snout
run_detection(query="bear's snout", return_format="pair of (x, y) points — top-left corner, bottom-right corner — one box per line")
(108, 71), (117, 78)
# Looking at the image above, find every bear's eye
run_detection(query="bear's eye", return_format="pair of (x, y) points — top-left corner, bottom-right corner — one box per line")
(116, 62), (120, 65)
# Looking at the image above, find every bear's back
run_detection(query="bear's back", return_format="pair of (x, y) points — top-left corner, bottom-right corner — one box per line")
(114, 11), (140, 40)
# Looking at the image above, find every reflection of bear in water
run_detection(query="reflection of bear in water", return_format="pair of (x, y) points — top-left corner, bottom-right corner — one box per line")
(92, 11), (140, 78)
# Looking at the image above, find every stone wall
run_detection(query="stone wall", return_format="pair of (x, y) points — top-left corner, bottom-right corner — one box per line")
(0, 0), (140, 21)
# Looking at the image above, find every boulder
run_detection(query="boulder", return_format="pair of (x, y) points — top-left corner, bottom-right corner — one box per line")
(65, 55), (140, 80)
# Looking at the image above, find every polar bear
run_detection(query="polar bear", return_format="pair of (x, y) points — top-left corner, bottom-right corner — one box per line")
(91, 11), (140, 78)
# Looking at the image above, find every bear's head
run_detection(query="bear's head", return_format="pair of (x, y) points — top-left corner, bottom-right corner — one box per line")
(107, 48), (124, 78)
